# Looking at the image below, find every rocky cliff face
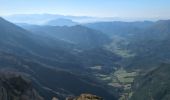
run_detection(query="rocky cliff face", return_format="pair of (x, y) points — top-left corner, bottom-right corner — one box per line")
(0, 71), (44, 100)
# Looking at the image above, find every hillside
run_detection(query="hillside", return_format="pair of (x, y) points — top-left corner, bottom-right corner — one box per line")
(0, 49), (117, 100)
(126, 20), (170, 69)
(21, 25), (111, 49)
(131, 63), (170, 100)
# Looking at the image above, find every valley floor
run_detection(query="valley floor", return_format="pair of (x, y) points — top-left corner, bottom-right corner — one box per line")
(94, 67), (138, 100)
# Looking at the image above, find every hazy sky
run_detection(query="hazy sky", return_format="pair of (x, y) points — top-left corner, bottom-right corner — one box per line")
(0, 0), (170, 18)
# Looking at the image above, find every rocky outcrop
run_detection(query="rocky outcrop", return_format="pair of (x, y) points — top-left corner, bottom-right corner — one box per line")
(0, 71), (44, 100)
(66, 94), (103, 100)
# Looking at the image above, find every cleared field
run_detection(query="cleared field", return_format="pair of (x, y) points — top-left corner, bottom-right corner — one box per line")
(113, 68), (138, 100)
(95, 67), (138, 100)
(114, 68), (137, 84)
(90, 65), (102, 70)
(96, 67), (137, 88)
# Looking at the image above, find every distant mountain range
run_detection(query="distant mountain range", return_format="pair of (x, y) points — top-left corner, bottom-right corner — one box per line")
(3, 14), (161, 25)
(85, 21), (154, 36)
(3, 14), (116, 25)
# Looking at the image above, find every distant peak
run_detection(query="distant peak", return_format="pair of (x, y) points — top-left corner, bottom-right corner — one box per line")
(45, 18), (78, 26)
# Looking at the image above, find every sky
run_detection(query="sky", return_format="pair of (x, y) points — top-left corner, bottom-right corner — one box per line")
(0, 0), (170, 18)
